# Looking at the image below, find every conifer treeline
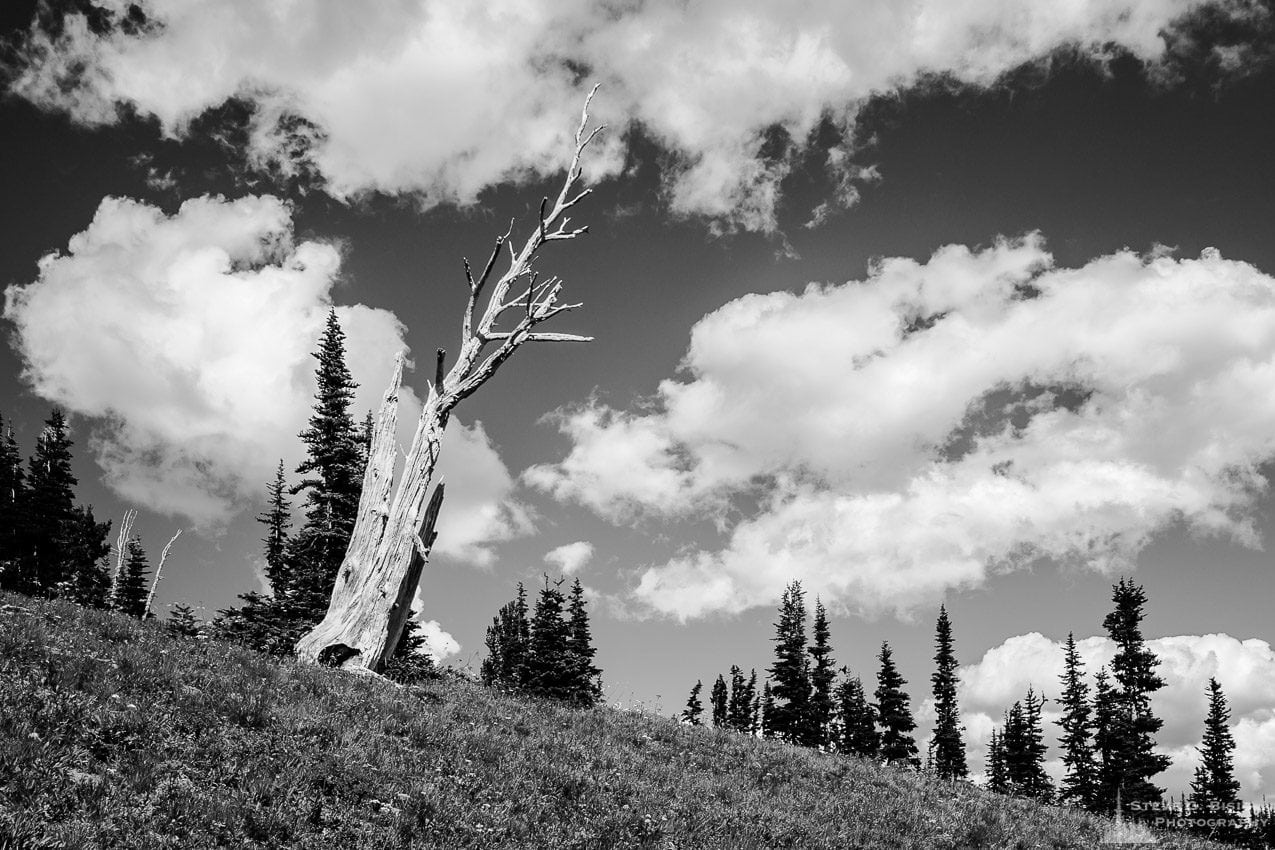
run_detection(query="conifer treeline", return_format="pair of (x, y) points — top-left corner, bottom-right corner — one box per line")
(681, 577), (1260, 844)
(480, 577), (603, 708)
(0, 409), (113, 608)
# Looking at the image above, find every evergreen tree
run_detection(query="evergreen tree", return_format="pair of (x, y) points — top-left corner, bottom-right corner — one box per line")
(1003, 688), (1052, 801)
(834, 673), (879, 759)
(874, 642), (919, 767)
(524, 577), (574, 701)
(481, 583), (530, 690)
(258, 460), (292, 596)
(1056, 632), (1099, 809)
(807, 598), (835, 748)
(24, 410), (78, 594)
(682, 680), (704, 726)
(711, 674), (729, 727)
(987, 729), (1008, 793)
(745, 669), (760, 734)
(767, 580), (812, 744)
(727, 665), (748, 731)
(1099, 578), (1171, 808)
(1092, 665), (1121, 809)
(1188, 678), (1240, 817)
(115, 535), (150, 619)
(286, 310), (364, 620)
(565, 578), (602, 706)
(0, 415), (26, 590)
(930, 605), (967, 780)
(61, 505), (112, 608)
(167, 603), (203, 638)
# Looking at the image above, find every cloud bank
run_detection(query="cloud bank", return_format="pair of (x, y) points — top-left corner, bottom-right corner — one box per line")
(7, 0), (1240, 230)
(952, 631), (1275, 804)
(527, 236), (1275, 618)
(3, 194), (527, 562)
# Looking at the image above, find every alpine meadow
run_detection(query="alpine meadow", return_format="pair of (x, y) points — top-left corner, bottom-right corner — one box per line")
(2, 1), (1275, 848)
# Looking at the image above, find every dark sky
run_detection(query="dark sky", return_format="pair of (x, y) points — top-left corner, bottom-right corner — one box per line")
(2, 0), (1274, 800)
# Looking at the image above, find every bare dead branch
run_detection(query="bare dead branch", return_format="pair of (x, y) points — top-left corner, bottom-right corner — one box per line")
(143, 529), (182, 620)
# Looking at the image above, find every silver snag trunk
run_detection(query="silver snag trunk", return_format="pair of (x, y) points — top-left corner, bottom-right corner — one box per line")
(295, 90), (603, 671)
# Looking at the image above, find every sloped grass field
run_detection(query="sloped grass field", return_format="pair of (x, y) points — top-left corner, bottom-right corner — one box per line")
(0, 594), (1224, 850)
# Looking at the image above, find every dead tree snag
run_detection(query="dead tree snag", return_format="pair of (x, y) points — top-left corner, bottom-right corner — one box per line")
(295, 89), (603, 671)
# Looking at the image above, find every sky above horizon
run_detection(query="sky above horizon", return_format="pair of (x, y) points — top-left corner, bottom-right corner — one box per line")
(2, 0), (1274, 805)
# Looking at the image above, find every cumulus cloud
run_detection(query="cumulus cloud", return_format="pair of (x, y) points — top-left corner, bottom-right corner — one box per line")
(412, 614), (461, 663)
(7, 0), (1232, 229)
(3, 194), (528, 560)
(433, 422), (534, 567)
(544, 541), (595, 576)
(952, 631), (1275, 804)
(528, 237), (1275, 618)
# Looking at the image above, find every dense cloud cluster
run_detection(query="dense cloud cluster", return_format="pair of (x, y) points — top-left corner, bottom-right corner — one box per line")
(8, 0), (1230, 230)
(3, 195), (527, 563)
(951, 631), (1275, 804)
(528, 237), (1275, 617)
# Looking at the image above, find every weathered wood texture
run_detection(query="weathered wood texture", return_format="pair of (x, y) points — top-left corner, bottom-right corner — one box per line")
(295, 91), (602, 671)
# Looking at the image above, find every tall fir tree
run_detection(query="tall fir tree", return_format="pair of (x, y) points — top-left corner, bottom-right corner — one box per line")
(1188, 678), (1240, 817)
(1099, 578), (1171, 808)
(1092, 665), (1122, 809)
(1002, 688), (1052, 801)
(874, 642), (919, 768)
(745, 669), (760, 734)
(987, 729), (1008, 793)
(115, 535), (150, 619)
(25, 410), (78, 594)
(481, 582), (530, 690)
(524, 577), (575, 702)
(711, 674), (729, 727)
(930, 605), (967, 780)
(565, 578), (602, 707)
(760, 681), (775, 738)
(727, 665), (748, 731)
(767, 580), (812, 744)
(62, 505), (112, 608)
(1056, 632), (1099, 809)
(0, 415), (26, 590)
(682, 680), (704, 725)
(807, 598), (835, 748)
(258, 460), (292, 597)
(286, 309), (364, 620)
(834, 673), (879, 759)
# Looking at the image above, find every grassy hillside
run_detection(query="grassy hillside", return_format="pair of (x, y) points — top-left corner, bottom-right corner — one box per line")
(0, 594), (1224, 850)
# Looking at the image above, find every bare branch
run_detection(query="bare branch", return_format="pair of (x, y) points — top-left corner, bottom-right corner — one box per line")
(484, 331), (594, 343)
(143, 529), (182, 620)
(110, 509), (137, 609)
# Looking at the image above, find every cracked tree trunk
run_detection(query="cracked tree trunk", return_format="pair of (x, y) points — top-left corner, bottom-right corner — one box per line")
(295, 89), (603, 672)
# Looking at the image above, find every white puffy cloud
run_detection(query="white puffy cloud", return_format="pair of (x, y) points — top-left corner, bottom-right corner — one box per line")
(529, 237), (1275, 618)
(953, 631), (1275, 804)
(433, 421), (533, 568)
(3, 194), (528, 560)
(413, 616), (461, 663)
(8, 0), (1223, 229)
(544, 541), (595, 576)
